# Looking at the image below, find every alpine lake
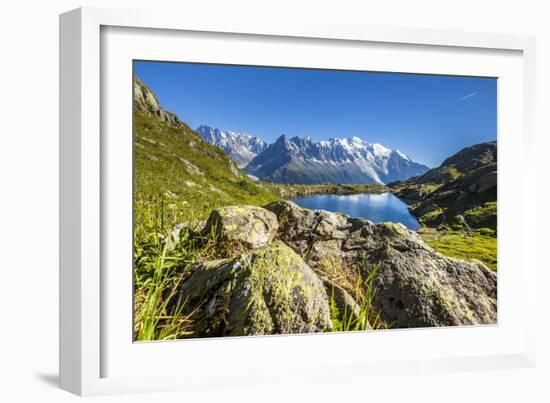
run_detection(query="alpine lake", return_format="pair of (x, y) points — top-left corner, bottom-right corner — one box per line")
(292, 192), (421, 230)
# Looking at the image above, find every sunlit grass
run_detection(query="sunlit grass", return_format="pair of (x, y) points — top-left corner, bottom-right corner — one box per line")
(133, 197), (214, 341)
(325, 262), (389, 332)
(420, 228), (497, 270)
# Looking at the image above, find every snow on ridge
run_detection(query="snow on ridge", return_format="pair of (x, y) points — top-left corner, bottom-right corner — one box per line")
(198, 124), (427, 183)
(394, 149), (411, 161)
(369, 143), (392, 157)
(196, 124), (268, 168)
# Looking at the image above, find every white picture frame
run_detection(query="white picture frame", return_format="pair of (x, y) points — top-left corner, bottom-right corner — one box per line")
(59, 6), (537, 396)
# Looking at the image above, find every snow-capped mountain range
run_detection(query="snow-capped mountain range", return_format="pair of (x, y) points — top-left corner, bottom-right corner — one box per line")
(196, 125), (267, 168)
(197, 125), (429, 184)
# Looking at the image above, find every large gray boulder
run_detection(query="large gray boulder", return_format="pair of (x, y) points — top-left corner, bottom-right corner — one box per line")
(202, 205), (279, 249)
(177, 241), (332, 337)
(264, 200), (497, 328)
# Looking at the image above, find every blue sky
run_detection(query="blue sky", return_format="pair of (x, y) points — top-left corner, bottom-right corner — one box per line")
(134, 61), (497, 167)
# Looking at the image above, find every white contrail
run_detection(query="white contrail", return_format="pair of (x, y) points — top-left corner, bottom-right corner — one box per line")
(456, 91), (479, 102)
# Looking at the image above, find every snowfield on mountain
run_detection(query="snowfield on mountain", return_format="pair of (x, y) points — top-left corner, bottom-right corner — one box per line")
(245, 134), (429, 184)
(197, 124), (429, 185)
(196, 124), (268, 168)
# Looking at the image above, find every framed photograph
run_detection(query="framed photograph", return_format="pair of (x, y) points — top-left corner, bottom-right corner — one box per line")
(60, 7), (537, 396)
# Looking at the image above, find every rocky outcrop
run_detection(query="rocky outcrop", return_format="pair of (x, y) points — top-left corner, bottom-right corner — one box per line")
(430, 163), (497, 197)
(401, 141), (497, 188)
(264, 200), (497, 328)
(468, 169), (497, 194)
(174, 202), (497, 337)
(202, 205), (279, 249)
(134, 78), (183, 127)
(390, 142), (497, 230)
(407, 163), (497, 229)
(439, 141), (496, 174)
(177, 241), (332, 337)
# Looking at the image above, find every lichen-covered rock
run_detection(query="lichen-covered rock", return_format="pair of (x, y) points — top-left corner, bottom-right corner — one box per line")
(177, 241), (332, 337)
(265, 200), (349, 256)
(202, 205), (279, 249)
(264, 200), (497, 328)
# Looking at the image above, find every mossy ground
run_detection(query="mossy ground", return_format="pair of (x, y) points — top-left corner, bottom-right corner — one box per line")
(418, 227), (497, 270)
(463, 201), (497, 229)
(415, 198), (497, 270)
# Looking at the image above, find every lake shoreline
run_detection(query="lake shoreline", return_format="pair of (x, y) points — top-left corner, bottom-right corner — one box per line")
(270, 182), (388, 199)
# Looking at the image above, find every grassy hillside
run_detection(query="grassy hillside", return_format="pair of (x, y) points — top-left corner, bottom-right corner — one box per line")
(133, 81), (287, 340)
(134, 110), (280, 221)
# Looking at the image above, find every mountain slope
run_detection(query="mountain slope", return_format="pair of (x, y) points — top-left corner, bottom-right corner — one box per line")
(398, 141), (497, 187)
(389, 141), (497, 269)
(133, 78), (279, 220)
(245, 135), (429, 185)
(196, 125), (267, 168)
(390, 141), (497, 230)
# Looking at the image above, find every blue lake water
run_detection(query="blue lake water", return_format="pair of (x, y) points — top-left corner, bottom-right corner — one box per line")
(292, 192), (421, 230)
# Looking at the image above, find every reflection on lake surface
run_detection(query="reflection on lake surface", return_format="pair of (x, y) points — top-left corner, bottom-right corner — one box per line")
(292, 192), (420, 230)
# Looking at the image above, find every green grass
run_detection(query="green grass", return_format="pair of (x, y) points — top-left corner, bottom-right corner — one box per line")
(418, 208), (445, 227)
(327, 263), (388, 332)
(463, 201), (497, 229)
(134, 197), (251, 340)
(134, 198), (209, 341)
(420, 229), (497, 270)
(133, 109), (287, 340)
(418, 183), (441, 196)
(445, 166), (463, 181)
(134, 110), (280, 221)
(415, 200), (497, 271)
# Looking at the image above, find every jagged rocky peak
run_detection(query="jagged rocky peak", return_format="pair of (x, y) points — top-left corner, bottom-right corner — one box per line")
(133, 77), (182, 127)
(245, 133), (429, 185)
(196, 125), (267, 168)
(195, 119), (429, 185)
